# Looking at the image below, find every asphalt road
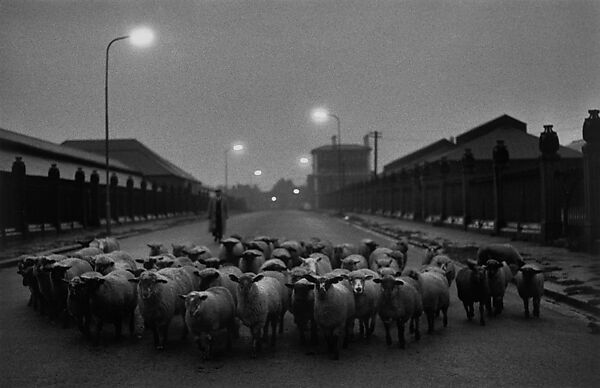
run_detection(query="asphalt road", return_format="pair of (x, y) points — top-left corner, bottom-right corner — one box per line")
(1, 210), (599, 387)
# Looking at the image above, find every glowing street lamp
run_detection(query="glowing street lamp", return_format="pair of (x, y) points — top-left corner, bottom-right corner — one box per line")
(293, 188), (300, 195)
(253, 169), (262, 176)
(271, 196), (277, 202)
(224, 143), (244, 191)
(299, 157), (309, 165)
(105, 26), (154, 236)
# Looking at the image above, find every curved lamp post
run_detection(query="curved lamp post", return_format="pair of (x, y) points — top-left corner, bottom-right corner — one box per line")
(224, 144), (244, 192)
(105, 27), (154, 236)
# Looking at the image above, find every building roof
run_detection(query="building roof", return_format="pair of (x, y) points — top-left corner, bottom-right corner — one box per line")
(383, 139), (456, 172)
(440, 126), (582, 161)
(311, 144), (371, 153)
(455, 114), (527, 145)
(0, 127), (137, 172)
(566, 139), (585, 152)
(61, 139), (200, 182)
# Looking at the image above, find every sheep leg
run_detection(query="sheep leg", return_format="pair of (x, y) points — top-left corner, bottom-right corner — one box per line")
(442, 308), (448, 328)
(310, 320), (318, 345)
(384, 321), (392, 345)
(343, 321), (351, 348)
(368, 314), (377, 338)
(533, 297), (540, 318)
(396, 320), (406, 349)
(298, 321), (307, 345)
(413, 317), (421, 341)
(523, 298), (530, 318)
(180, 314), (188, 340)
(426, 311), (435, 334)
(463, 302), (472, 320)
(270, 317), (277, 346)
(279, 311), (285, 334)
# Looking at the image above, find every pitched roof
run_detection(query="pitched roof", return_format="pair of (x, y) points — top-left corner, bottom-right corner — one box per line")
(383, 139), (456, 172)
(311, 144), (371, 153)
(440, 126), (582, 161)
(455, 114), (527, 145)
(566, 139), (585, 152)
(61, 139), (200, 182)
(0, 127), (137, 172)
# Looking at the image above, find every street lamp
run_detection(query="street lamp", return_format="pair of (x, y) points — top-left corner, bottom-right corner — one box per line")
(224, 143), (244, 191)
(105, 26), (154, 236)
(253, 169), (262, 176)
(311, 107), (343, 212)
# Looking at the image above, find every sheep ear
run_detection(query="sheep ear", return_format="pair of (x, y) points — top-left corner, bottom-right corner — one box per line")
(135, 258), (146, 263)
(466, 259), (477, 269)
(303, 274), (318, 283)
(372, 278), (382, 284)
(285, 283), (294, 289)
(394, 279), (405, 286)
(316, 256), (322, 262)
(128, 278), (140, 283)
(364, 275), (373, 281)
(178, 294), (187, 300)
(253, 274), (264, 283)
(228, 274), (239, 283)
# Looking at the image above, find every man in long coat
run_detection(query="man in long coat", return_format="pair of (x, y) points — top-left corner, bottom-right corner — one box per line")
(208, 189), (228, 242)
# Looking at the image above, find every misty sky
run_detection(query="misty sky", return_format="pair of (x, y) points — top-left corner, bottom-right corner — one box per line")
(2, 0), (599, 190)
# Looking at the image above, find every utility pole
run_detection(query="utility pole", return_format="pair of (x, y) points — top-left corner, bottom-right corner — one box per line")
(365, 131), (381, 178)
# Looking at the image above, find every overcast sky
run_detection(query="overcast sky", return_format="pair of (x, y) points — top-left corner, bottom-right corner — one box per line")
(2, 0), (599, 190)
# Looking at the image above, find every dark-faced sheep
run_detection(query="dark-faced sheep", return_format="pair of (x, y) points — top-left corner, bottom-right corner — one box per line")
(455, 260), (491, 325)
(50, 258), (93, 327)
(93, 251), (137, 275)
(485, 259), (512, 316)
(515, 264), (544, 318)
(238, 249), (266, 274)
(285, 279), (317, 345)
(219, 238), (245, 266)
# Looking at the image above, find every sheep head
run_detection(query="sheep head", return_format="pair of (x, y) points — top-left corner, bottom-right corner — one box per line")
(130, 271), (169, 299)
(373, 275), (405, 298)
(303, 274), (343, 300)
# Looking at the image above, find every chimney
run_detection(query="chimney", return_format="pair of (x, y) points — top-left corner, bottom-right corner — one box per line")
(363, 134), (370, 147)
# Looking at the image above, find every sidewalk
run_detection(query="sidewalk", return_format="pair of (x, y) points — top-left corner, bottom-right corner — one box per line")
(340, 212), (600, 318)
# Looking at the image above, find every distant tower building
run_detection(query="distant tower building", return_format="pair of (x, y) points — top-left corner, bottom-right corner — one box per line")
(307, 138), (371, 209)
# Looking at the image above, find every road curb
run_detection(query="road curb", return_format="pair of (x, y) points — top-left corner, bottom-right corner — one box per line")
(341, 215), (600, 319)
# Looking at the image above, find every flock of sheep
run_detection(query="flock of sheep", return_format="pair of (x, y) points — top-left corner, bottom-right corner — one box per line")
(16, 234), (545, 360)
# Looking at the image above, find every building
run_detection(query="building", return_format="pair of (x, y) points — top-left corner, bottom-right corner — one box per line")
(308, 137), (371, 208)
(62, 138), (205, 195)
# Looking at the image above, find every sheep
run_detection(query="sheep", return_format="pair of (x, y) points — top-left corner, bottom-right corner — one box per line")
(485, 259), (512, 316)
(260, 258), (288, 272)
(180, 287), (237, 360)
(130, 266), (200, 349)
(80, 269), (138, 344)
(289, 266), (312, 284)
(357, 238), (379, 260)
(93, 251), (137, 275)
(285, 278), (317, 345)
(247, 240), (272, 260)
(154, 255), (194, 269)
(279, 240), (305, 268)
(332, 243), (358, 269)
(171, 243), (193, 258)
(341, 254), (369, 271)
(455, 260), (491, 325)
(370, 254), (401, 274)
(147, 243), (170, 256)
(422, 245), (443, 266)
(90, 237), (120, 253)
(477, 243), (525, 275)
(418, 268), (450, 333)
(17, 256), (41, 310)
(429, 254), (457, 287)
(185, 245), (213, 263)
(196, 257), (223, 268)
(271, 248), (292, 268)
(69, 247), (103, 264)
(238, 249), (266, 274)
(135, 256), (160, 270)
(218, 238), (245, 266)
(34, 255), (67, 317)
(229, 273), (284, 358)
(260, 270), (290, 334)
(390, 239), (409, 260)
(369, 247), (405, 272)
(347, 270), (381, 339)
(196, 267), (243, 306)
(49, 258), (93, 327)
(303, 274), (356, 360)
(515, 264), (545, 318)
(301, 253), (333, 275)
(373, 275), (422, 348)
(306, 238), (334, 263)
(67, 271), (103, 337)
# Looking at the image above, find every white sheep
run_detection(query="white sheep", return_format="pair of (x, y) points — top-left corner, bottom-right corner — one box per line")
(422, 245), (443, 265)
(373, 274), (422, 348)
(238, 249), (266, 274)
(429, 254), (457, 287)
(485, 259), (512, 316)
(370, 254), (401, 274)
(301, 253), (333, 275)
(347, 270), (381, 339)
(229, 273), (284, 358)
(196, 266), (242, 307)
(260, 270), (291, 334)
(270, 248), (292, 268)
(285, 278), (317, 345)
(80, 269), (138, 344)
(419, 268), (450, 333)
(90, 237), (120, 253)
(260, 258), (288, 272)
(303, 274), (356, 360)
(69, 247), (103, 264)
(147, 243), (170, 256)
(180, 287), (237, 360)
(477, 243), (525, 275)
(130, 266), (200, 349)
(515, 264), (545, 318)
(455, 260), (491, 325)
(247, 239), (272, 260)
(369, 247), (406, 272)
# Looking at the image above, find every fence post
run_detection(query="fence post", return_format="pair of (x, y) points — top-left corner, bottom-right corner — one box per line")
(493, 140), (509, 235)
(90, 170), (100, 226)
(582, 109), (600, 253)
(75, 167), (86, 228)
(440, 157), (450, 222)
(126, 176), (134, 221)
(48, 163), (61, 232)
(539, 125), (562, 244)
(12, 156), (27, 236)
(110, 172), (119, 223)
(461, 148), (475, 230)
(420, 162), (430, 221)
(140, 179), (147, 219)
